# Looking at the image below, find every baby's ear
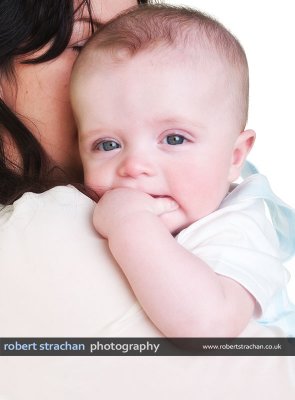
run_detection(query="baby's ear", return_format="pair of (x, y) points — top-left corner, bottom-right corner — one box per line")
(228, 129), (256, 182)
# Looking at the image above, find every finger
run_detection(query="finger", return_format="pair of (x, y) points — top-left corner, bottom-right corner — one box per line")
(152, 197), (179, 215)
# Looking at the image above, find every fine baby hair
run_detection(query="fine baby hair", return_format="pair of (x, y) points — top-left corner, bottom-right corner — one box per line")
(73, 3), (249, 131)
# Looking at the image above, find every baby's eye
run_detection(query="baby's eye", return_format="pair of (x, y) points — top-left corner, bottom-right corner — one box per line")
(164, 134), (186, 145)
(95, 140), (121, 152)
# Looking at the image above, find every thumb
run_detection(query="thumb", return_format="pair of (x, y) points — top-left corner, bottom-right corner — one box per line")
(152, 197), (179, 215)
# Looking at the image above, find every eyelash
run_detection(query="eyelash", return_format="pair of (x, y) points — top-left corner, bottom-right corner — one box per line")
(71, 46), (83, 53)
(69, 37), (90, 53)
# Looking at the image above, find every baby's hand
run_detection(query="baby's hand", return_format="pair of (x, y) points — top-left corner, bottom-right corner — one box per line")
(93, 188), (178, 238)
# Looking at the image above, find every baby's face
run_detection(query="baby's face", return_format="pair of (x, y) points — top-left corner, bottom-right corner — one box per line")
(74, 49), (251, 232)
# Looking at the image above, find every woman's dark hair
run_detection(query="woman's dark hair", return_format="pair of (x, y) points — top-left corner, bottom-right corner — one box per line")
(0, 0), (149, 205)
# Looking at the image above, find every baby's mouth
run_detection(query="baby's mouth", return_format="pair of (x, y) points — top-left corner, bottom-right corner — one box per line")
(149, 194), (172, 199)
(148, 194), (179, 208)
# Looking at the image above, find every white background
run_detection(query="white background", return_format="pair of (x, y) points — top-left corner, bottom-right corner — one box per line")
(166, 0), (295, 298)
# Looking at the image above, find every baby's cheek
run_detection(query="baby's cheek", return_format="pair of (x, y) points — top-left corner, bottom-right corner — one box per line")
(83, 170), (109, 195)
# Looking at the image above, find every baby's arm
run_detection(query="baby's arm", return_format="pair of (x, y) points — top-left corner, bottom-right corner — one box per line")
(94, 188), (255, 337)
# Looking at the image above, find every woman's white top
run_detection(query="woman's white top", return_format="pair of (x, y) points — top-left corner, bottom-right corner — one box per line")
(1, 172), (295, 335)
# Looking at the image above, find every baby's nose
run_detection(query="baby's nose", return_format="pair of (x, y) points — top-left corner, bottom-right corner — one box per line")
(117, 154), (156, 178)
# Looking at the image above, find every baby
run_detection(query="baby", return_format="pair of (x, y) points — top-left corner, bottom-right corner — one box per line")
(70, 5), (295, 337)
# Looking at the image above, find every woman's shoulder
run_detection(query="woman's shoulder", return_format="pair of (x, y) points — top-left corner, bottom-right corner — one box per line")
(0, 185), (95, 229)
(16, 184), (93, 207)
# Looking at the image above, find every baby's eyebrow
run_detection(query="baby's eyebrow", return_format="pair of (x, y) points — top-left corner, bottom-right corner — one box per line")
(154, 116), (205, 131)
(79, 129), (106, 141)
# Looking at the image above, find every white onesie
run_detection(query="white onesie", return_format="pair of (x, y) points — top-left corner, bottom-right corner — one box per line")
(176, 172), (295, 336)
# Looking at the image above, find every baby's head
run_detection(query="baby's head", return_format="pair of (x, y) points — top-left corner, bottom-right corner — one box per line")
(71, 4), (255, 232)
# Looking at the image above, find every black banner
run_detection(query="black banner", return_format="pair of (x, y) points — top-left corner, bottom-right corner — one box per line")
(1, 337), (295, 356)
